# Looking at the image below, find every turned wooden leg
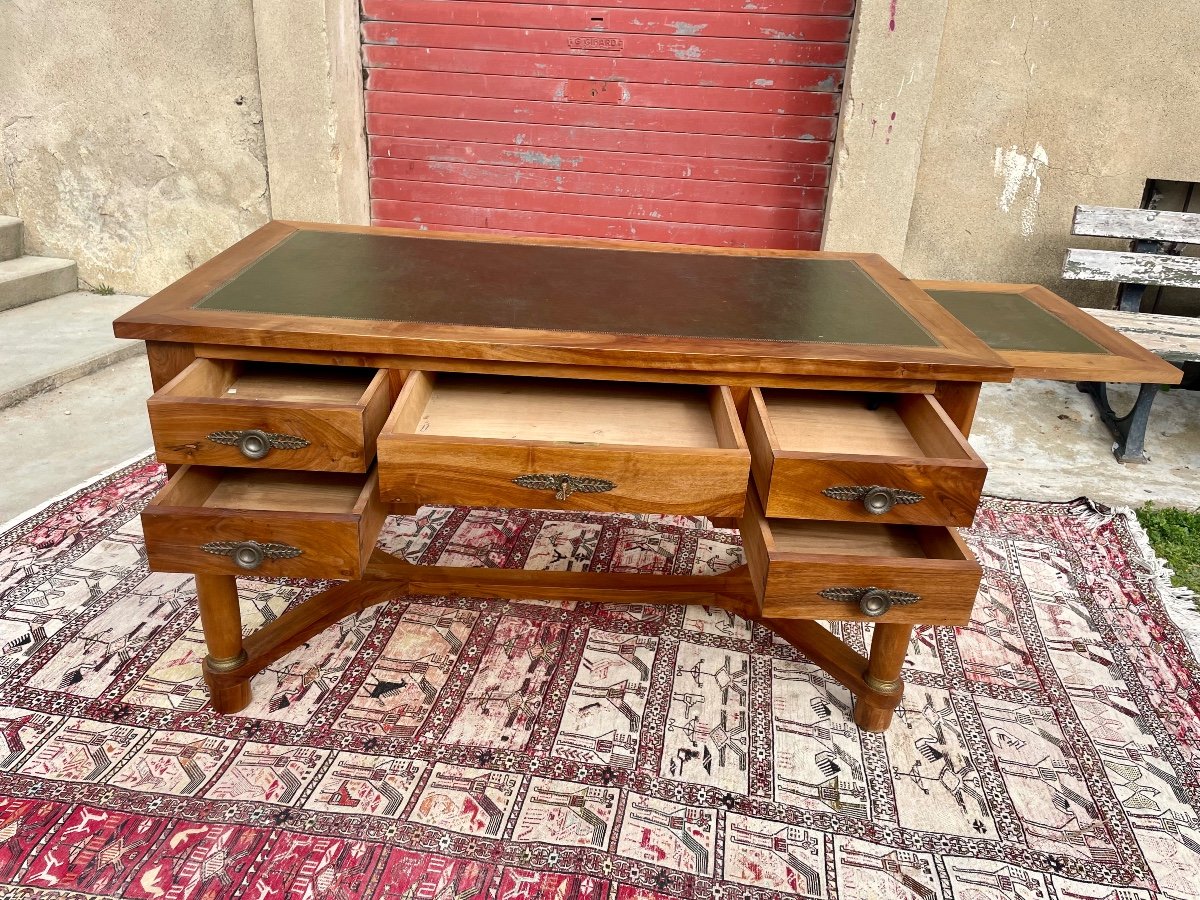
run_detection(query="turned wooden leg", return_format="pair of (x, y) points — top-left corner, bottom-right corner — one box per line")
(853, 622), (911, 732)
(194, 573), (252, 713)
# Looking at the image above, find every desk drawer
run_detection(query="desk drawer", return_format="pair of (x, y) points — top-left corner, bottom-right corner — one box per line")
(377, 372), (750, 516)
(142, 466), (385, 580)
(740, 494), (981, 625)
(148, 359), (394, 472)
(747, 388), (986, 525)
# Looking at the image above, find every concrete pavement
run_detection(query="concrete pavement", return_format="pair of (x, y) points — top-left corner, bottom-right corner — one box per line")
(972, 379), (1200, 510)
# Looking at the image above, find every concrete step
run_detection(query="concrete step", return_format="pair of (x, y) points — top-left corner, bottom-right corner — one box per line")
(0, 217), (20, 262)
(0, 290), (146, 410)
(0, 255), (78, 312)
(0, 353), (153, 525)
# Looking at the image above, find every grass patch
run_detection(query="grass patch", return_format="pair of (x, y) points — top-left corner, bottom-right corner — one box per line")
(1136, 503), (1200, 595)
(91, 284), (116, 295)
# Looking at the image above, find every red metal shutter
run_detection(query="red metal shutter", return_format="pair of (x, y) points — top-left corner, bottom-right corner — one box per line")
(362, 0), (854, 249)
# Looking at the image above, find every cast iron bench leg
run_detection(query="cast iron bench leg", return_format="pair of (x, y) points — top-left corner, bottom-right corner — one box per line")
(1076, 381), (1159, 464)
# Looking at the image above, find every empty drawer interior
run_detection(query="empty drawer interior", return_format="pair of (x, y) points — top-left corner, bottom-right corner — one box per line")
(164, 359), (378, 404)
(398, 373), (741, 448)
(768, 518), (972, 562)
(759, 390), (972, 459)
(157, 467), (370, 514)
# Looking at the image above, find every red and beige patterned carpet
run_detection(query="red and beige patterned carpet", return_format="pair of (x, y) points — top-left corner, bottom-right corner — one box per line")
(0, 458), (1198, 899)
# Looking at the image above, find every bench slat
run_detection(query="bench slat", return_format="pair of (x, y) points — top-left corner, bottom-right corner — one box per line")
(1062, 248), (1200, 289)
(1084, 308), (1200, 364)
(1073, 205), (1200, 243)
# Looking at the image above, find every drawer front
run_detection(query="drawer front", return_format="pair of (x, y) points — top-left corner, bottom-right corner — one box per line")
(756, 457), (986, 525)
(147, 360), (394, 472)
(747, 389), (987, 526)
(149, 403), (384, 472)
(379, 440), (749, 516)
(141, 469), (385, 580)
(741, 500), (981, 626)
(754, 553), (982, 625)
(377, 373), (750, 516)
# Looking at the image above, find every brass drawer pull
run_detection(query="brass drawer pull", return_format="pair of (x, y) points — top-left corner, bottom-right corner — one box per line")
(513, 473), (616, 501)
(208, 428), (310, 460)
(202, 540), (303, 570)
(819, 586), (921, 617)
(822, 485), (924, 515)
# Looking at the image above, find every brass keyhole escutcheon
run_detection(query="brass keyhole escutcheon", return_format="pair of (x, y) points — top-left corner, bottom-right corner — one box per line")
(512, 473), (616, 500)
(202, 539), (303, 568)
(822, 485), (924, 513)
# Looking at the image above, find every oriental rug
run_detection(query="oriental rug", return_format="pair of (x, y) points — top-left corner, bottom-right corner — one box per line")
(0, 457), (1198, 899)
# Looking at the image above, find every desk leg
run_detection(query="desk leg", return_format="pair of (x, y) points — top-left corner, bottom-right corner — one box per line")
(760, 617), (907, 732)
(853, 623), (910, 731)
(195, 573), (252, 714)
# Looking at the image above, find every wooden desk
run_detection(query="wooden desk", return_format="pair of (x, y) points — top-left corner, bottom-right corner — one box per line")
(114, 222), (1179, 732)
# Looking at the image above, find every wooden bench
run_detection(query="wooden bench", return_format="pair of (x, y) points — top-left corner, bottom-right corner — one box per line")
(1061, 204), (1200, 462)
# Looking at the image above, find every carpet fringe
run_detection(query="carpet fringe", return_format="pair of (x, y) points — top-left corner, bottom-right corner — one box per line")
(1112, 503), (1200, 662)
(0, 449), (156, 533)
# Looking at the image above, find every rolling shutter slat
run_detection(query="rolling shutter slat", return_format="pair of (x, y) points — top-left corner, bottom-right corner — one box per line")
(363, 0), (854, 248)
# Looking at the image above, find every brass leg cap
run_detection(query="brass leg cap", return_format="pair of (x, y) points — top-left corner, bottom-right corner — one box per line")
(865, 673), (903, 694)
(206, 650), (249, 673)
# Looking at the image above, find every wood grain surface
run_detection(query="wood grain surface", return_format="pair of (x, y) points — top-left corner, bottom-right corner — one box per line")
(191, 343), (941, 392)
(1063, 248), (1200, 291)
(1085, 308), (1200, 364)
(145, 341), (197, 392)
(1073, 204), (1200, 243)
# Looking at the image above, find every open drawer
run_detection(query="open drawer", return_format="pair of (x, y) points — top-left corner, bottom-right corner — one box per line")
(147, 359), (394, 471)
(141, 466), (385, 580)
(740, 494), (982, 625)
(746, 388), (987, 526)
(377, 372), (751, 515)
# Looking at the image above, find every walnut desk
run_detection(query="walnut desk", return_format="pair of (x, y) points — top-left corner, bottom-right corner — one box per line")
(113, 222), (1179, 732)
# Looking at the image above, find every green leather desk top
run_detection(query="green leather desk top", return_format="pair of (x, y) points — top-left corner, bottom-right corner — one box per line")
(926, 289), (1108, 354)
(195, 230), (939, 348)
(114, 222), (1024, 382)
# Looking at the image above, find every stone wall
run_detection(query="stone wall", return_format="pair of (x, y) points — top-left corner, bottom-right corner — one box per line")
(0, 0), (270, 295)
(822, 0), (951, 271)
(252, 0), (369, 225)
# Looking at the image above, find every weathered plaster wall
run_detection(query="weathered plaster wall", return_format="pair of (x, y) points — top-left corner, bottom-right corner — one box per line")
(253, 0), (369, 225)
(0, 0), (270, 295)
(899, 0), (1200, 306)
(822, 0), (949, 268)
